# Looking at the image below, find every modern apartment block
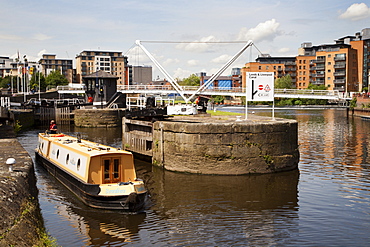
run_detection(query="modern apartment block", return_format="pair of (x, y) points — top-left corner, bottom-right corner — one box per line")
(75, 50), (130, 85)
(132, 65), (152, 85)
(38, 54), (74, 83)
(242, 28), (370, 93)
(242, 56), (297, 89)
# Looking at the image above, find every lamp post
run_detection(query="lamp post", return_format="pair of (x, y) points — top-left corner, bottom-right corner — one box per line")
(23, 55), (27, 103)
(10, 71), (13, 95)
(38, 64), (41, 102)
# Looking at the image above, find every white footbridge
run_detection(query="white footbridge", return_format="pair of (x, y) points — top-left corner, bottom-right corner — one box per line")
(57, 39), (351, 102)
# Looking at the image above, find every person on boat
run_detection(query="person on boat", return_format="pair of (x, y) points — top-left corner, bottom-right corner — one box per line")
(49, 120), (57, 134)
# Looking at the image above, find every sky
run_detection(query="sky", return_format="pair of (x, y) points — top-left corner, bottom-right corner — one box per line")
(1, 0), (370, 80)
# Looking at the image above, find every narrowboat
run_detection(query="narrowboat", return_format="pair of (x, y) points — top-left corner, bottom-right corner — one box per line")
(35, 132), (148, 211)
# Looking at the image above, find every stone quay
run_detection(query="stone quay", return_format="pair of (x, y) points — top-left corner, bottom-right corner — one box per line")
(123, 114), (299, 175)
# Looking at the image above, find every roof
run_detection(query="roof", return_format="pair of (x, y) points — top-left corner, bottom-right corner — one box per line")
(83, 70), (118, 79)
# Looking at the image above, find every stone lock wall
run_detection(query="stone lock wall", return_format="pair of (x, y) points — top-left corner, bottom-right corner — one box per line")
(152, 119), (299, 175)
(74, 109), (124, 127)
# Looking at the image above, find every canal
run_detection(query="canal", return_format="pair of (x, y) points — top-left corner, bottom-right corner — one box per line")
(17, 108), (370, 246)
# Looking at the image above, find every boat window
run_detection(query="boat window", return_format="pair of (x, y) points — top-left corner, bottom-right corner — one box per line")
(113, 159), (119, 179)
(66, 154), (69, 165)
(104, 160), (110, 180)
(77, 159), (81, 171)
(57, 149), (60, 159)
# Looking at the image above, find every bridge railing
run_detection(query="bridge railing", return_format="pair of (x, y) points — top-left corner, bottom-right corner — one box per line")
(116, 85), (244, 92)
(274, 89), (340, 96)
(57, 85), (348, 100)
(57, 85), (86, 91)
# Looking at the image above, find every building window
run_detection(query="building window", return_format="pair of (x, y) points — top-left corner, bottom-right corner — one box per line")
(266, 66), (269, 70)
(258, 66), (261, 70)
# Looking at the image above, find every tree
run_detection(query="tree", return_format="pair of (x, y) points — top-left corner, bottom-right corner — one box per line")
(179, 74), (200, 86)
(0, 76), (17, 90)
(45, 70), (68, 88)
(29, 72), (47, 91)
(307, 83), (327, 90)
(275, 75), (294, 89)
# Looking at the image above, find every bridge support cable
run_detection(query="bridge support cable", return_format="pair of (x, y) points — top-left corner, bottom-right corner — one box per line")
(135, 40), (255, 104)
(188, 40), (253, 102)
(135, 40), (188, 102)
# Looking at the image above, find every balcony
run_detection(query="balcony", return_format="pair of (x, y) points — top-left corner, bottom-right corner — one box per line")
(334, 79), (345, 84)
(311, 81), (325, 85)
(284, 61), (296, 65)
(334, 71), (346, 77)
(312, 66), (325, 71)
(284, 67), (296, 72)
(334, 56), (346, 61)
(334, 63), (346, 69)
(311, 59), (325, 63)
(313, 73), (325, 78)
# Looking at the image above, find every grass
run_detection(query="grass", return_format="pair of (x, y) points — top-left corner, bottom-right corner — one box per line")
(206, 110), (243, 116)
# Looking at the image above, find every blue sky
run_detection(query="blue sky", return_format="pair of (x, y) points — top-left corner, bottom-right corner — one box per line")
(1, 0), (370, 79)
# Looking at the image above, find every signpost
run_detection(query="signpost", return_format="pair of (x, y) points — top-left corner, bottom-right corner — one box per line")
(246, 72), (275, 120)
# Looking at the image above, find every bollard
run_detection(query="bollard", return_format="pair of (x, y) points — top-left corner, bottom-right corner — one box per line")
(6, 158), (16, 172)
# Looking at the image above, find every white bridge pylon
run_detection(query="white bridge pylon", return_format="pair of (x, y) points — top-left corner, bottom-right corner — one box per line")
(135, 40), (254, 104)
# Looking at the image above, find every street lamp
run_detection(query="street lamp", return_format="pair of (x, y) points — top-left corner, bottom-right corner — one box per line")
(38, 63), (41, 102)
(23, 55), (27, 103)
(10, 71), (13, 95)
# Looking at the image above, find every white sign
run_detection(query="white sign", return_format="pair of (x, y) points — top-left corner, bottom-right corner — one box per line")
(246, 72), (274, 101)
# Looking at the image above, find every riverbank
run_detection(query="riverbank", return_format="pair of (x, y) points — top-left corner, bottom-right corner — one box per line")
(0, 125), (50, 246)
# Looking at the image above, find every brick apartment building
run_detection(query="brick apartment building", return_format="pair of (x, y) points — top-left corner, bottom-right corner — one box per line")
(242, 28), (370, 93)
(75, 50), (131, 85)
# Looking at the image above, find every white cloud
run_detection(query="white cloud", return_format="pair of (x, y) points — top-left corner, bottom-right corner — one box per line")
(211, 54), (232, 64)
(278, 47), (290, 54)
(236, 19), (282, 42)
(175, 36), (220, 53)
(173, 67), (193, 79)
(33, 33), (52, 41)
(339, 3), (370, 21)
(0, 34), (22, 41)
(163, 58), (180, 66)
(37, 49), (47, 57)
(187, 59), (199, 66)
(126, 46), (153, 65)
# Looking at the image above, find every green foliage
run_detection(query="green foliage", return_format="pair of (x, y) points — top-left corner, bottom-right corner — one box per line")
(274, 75), (294, 89)
(0, 76), (18, 90)
(362, 87), (368, 93)
(45, 70), (68, 87)
(14, 120), (22, 133)
(349, 97), (357, 109)
(178, 74), (200, 86)
(212, 95), (225, 104)
(307, 83), (327, 90)
(30, 72), (47, 91)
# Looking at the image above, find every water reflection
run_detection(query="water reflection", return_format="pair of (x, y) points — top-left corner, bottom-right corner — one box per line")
(17, 108), (370, 246)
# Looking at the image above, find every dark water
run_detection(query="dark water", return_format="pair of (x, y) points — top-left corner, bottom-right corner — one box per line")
(17, 108), (370, 246)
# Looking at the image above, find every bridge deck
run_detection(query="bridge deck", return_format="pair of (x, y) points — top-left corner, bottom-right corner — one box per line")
(56, 85), (350, 101)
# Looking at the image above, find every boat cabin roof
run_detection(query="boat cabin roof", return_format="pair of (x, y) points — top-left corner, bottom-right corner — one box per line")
(39, 133), (131, 158)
